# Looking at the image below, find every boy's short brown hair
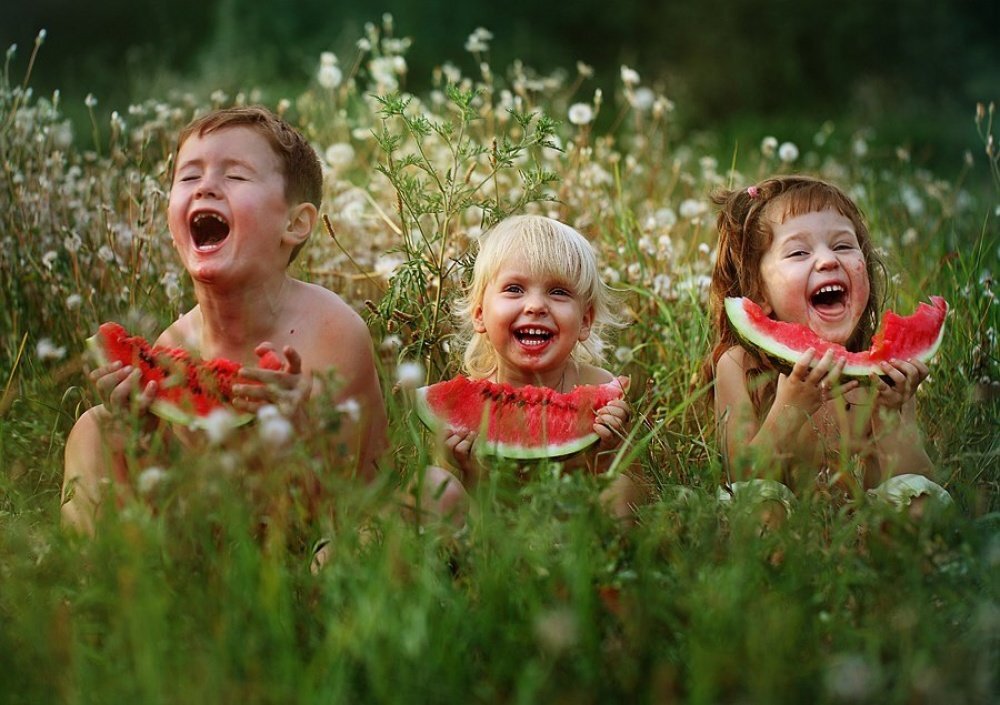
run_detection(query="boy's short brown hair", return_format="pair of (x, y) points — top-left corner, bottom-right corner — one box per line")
(176, 106), (323, 262)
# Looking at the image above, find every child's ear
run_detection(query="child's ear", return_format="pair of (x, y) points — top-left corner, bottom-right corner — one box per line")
(578, 305), (594, 341)
(472, 304), (486, 334)
(282, 203), (318, 248)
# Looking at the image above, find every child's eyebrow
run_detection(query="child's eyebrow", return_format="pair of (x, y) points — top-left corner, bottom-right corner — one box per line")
(175, 156), (258, 172)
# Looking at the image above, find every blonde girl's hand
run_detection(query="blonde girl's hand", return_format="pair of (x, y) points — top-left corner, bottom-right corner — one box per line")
(872, 358), (928, 412)
(594, 397), (631, 451)
(232, 343), (312, 423)
(774, 348), (858, 415)
(443, 428), (480, 483)
(88, 358), (158, 417)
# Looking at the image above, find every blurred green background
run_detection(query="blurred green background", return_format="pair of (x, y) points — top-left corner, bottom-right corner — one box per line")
(3, 0), (998, 167)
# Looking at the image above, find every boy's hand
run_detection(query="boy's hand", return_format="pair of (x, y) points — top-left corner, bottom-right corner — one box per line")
(232, 343), (312, 423)
(88, 359), (158, 417)
(774, 348), (858, 415)
(872, 359), (928, 412)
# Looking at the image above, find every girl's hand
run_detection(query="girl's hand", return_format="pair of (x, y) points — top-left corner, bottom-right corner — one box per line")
(88, 359), (158, 417)
(594, 397), (631, 451)
(232, 343), (312, 424)
(872, 359), (928, 412)
(443, 428), (480, 483)
(774, 348), (858, 416)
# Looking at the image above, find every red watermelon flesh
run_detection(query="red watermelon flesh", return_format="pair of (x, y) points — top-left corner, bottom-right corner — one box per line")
(87, 322), (282, 427)
(725, 296), (948, 376)
(415, 375), (627, 459)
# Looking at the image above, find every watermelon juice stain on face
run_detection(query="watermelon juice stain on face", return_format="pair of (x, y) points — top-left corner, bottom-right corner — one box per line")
(758, 208), (870, 346)
(168, 126), (292, 286)
(473, 256), (594, 389)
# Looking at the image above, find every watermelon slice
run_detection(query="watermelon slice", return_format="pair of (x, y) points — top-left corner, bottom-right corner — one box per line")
(87, 322), (282, 428)
(725, 296), (948, 376)
(414, 376), (627, 459)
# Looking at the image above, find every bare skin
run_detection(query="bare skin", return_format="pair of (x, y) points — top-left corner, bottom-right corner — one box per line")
(714, 345), (934, 492)
(416, 363), (644, 526)
(61, 125), (387, 534)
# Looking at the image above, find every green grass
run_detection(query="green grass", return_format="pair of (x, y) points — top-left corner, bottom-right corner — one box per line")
(1, 24), (998, 705)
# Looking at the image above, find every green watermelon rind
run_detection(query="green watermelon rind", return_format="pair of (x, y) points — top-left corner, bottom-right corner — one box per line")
(724, 296), (948, 377)
(414, 380), (616, 460)
(85, 331), (256, 430)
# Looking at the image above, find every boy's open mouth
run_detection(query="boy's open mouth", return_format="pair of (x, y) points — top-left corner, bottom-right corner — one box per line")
(810, 283), (847, 313)
(513, 327), (553, 347)
(190, 211), (230, 249)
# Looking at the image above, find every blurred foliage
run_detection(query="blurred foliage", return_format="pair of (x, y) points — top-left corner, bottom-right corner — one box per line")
(2, 0), (998, 166)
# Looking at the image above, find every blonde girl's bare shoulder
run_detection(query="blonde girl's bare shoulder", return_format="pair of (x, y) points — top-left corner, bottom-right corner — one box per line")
(577, 364), (617, 386)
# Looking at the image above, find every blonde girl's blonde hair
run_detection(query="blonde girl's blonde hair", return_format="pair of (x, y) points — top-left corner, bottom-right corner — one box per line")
(456, 215), (622, 379)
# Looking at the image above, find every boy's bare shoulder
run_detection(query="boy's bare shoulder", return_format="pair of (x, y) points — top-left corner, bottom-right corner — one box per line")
(155, 308), (201, 348)
(290, 279), (368, 335)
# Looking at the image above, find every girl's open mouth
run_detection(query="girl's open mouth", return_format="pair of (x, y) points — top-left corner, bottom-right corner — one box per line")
(810, 283), (847, 315)
(513, 327), (553, 347)
(190, 211), (230, 250)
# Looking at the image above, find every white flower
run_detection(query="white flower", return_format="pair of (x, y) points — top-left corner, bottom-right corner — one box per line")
(620, 65), (640, 86)
(324, 142), (355, 168)
(335, 398), (361, 422)
(317, 63), (343, 90)
(356, 38), (372, 52)
(679, 198), (708, 220)
(42, 250), (58, 270)
(698, 242), (711, 256)
(36, 338), (66, 361)
(396, 360), (425, 390)
(778, 141), (799, 162)
(576, 61), (594, 78)
(137, 466), (168, 495)
(66, 293), (82, 310)
(257, 405), (293, 447)
(84, 94), (97, 108)
(567, 102), (593, 126)
(63, 232), (82, 253)
(320, 51), (338, 67)
(98, 245), (115, 263)
(761, 136), (778, 158)
(630, 87), (655, 112)
(201, 408), (239, 445)
(380, 334), (403, 351)
(614, 346), (634, 364)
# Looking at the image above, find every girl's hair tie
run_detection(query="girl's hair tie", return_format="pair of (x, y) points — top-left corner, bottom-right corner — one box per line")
(746, 186), (760, 198)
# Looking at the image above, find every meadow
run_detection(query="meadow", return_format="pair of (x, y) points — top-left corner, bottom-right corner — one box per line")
(1, 22), (998, 704)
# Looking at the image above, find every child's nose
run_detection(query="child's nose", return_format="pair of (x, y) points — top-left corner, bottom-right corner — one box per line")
(523, 293), (548, 313)
(195, 176), (221, 199)
(815, 248), (840, 270)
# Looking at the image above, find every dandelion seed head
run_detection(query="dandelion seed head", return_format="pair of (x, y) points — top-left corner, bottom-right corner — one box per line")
(325, 142), (355, 168)
(202, 408), (238, 445)
(620, 65), (640, 86)
(630, 86), (655, 112)
(761, 136), (778, 158)
(137, 466), (168, 495)
(257, 405), (293, 447)
(318, 63), (343, 90)
(567, 102), (593, 126)
(36, 338), (66, 361)
(42, 250), (58, 270)
(66, 293), (82, 310)
(396, 360), (425, 390)
(778, 141), (799, 163)
(380, 334), (403, 351)
(336, 397), (362, 422)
